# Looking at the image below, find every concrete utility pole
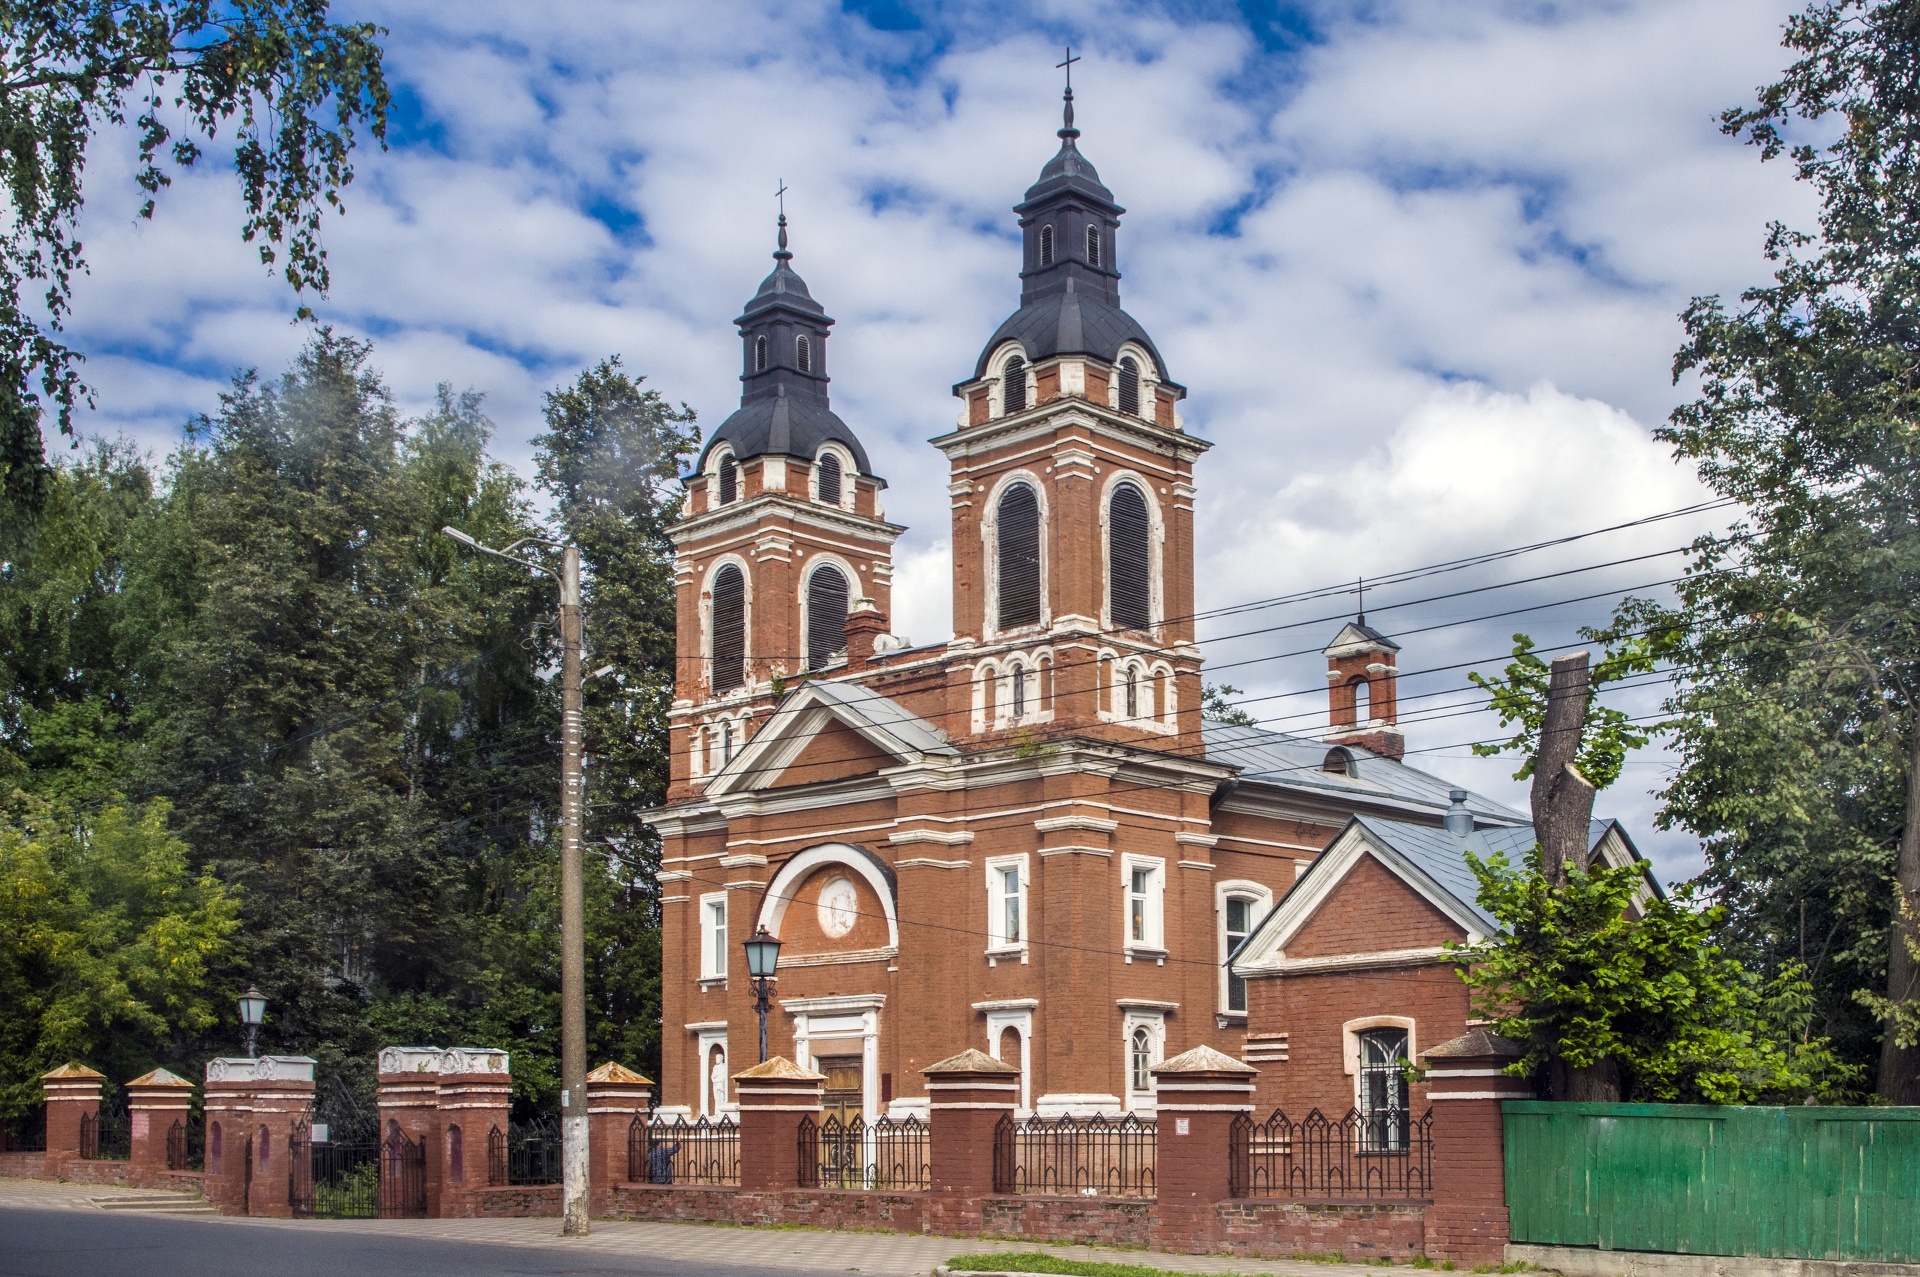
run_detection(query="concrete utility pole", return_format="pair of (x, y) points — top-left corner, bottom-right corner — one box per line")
(443, 529), (590, 1237)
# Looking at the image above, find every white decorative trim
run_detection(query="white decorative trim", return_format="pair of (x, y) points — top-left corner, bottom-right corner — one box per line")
(756, 844), (899, 950)
(1178, 860), (1214, 871)
(776, 946), (896, 969)
(1343, 1016), (1417, 1078)
(1034, 814), (1118, 834)
(1039, 845), (1111, 858)
(1036, 1092), (1124, 1119)
(1174, 832), (1218, 848)
(717, 853), (769, 869)
(896, 857), (971, 870)
(1424, 1067), (1512, 1078)
(1428, 1091), (1530, 1101)
(1115, 998), (1179, 1011)
(1258, 946), (1452, 976)
(888, 829), (974, 846)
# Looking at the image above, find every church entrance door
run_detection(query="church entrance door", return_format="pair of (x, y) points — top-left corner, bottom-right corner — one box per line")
(816, 1055), (865, 1188)
(818, 1056), (863, 1124)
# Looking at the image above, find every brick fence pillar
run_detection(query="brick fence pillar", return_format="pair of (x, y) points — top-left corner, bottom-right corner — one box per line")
(244, 1056), (316, 1218)
(1149, 1044), (1258, 1254)
(126, 1068), (195, 1187)
(586, 1062), (652, 1215)
(201, 1058), (254, 1213)
(923, 1048), (1020, 1234)
(1421, 1029), (1531, 1264)
(378, 1047), (447, 1217)
(733, 1056), (823, 1191)
(40, 1063), (103, 1179)
(436, 1047), (510, 1217)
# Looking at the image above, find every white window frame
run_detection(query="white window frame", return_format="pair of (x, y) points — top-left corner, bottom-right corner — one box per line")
(985, 854), (1029, 961)
(695, 1026), (732, 1117)
(1120, 854), (1166, 957)
(1216, 880), (1274, 1018)
(698, 892), (728, 984)
(1121, 1008), (1167, 1114)
(979, 1000), (1036, 1115)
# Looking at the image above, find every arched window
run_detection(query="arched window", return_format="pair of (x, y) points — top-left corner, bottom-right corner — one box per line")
(1351, 676), (1371, 723)
(1224, 896), (1254, 1013)
(1003, 355), (1028, 415)
(1117, 356), (1141, 416)
(1358, 1028), (1411, 1150)
(754, 334), (768, 372)
(995, 483), (1041, 631)
(1010, 662), (1026, 718)
(1107, 483), (1152, 631)
(1125, 667), (1140, 719)
(1086, 224), (1102, 266)
(1039, 223), (1055, 266)
(806, 564), (849, 670)
(710, 564), (746, 694)
(717, 454), (738, 505)
(1323, 746), (1356, 777)
(1130, 1027), (1152, 1094)
(721, 720), (734, 763)
(796, 334), (812, 373)
(816, 452), (842, 505)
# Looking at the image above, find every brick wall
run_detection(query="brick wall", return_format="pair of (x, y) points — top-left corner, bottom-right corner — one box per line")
(1213, 1200), (1428, 1260)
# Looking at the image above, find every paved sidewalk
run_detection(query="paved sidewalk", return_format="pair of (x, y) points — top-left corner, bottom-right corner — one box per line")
(0, 1177), (1449, 1277)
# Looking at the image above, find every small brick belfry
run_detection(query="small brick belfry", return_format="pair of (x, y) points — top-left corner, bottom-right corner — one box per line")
(40, 1062), (103, 1178)
(1421, 1030), (1530, 1263)
(585, 1062), (652, 1215)
(125, 1067), (195, 1184)
(1323, 619), (1403, 761)
(922, 1048), (1020, 1231)
(433, 1047), (511, 1218)
(1148, 1045), (1258, 1253)
(201, 1056), (316, 1217)
(731, 1056), (824, 1190)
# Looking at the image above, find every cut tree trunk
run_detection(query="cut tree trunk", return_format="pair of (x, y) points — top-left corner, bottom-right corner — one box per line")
(1878, 720), (1920, 1104)
(1533, 653), (1598, 887)
(1550, 1058), (1621, 1103)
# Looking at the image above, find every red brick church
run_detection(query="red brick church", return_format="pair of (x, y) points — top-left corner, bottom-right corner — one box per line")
(644, 98), (1649, 1126)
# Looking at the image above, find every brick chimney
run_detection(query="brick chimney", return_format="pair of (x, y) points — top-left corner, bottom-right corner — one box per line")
(845, 597), (889, 670)
(1324, 618), (1403, 761)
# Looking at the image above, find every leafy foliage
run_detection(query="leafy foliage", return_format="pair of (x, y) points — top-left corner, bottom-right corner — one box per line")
(1469, 630), (1676, 791)
(1200, 681), (1257, 727)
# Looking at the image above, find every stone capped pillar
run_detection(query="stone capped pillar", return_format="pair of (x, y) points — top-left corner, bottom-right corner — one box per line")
(40, 1063), (103, 1178)
(1421, 1030), (1531, 1264)
(436, 1047), (510, 1217)
(378, 1047), (447, 1217)
(201, 1058), (255, 1213)
(126, 1068), (195, 1187)
(585, 1062), (652, 1214)
(1149, 1044), (1258, 1254)
(732, 1056), (823, 1191)
(244, 1056), (316, 1218)
(923, 1048), (1020, 1234)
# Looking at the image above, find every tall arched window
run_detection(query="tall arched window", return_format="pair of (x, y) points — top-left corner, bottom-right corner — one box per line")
(1039, 224), (1055, 266)
(1010, 662), (1026, 718)
(1003, 356), (1028, 415)
(1086, 225), (1102, 267)
(806, 564), (849, 670)
(1130, 1027), (1152, 1094)
(995, 483), (1041, 631)
(816, 453), (842, 505)
(1117, 356), (1141, 416)
(710, 564), (746, 694)
(754, 334), (768, 372)
(1352, 676), (1371, 723)
(1125, 667), (1140, 719)
(1108, 483), (1152, 631)
(717, 455), (738, 505)
(796, 334), (812, 373)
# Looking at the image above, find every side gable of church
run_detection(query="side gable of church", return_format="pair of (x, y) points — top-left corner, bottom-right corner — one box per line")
(1284, 853), (1469, 960)
(771, 717), (898, 788)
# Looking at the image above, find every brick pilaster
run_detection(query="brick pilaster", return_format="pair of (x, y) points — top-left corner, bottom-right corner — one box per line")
(1149, 1045), (1258, 1253)
(40, 1063), (103, 1179)
(586, 1062), (652, 1214)
(924, 1048), (1021, 1233)
(126, 1068), (195, 1186)
(200, 1059), (254, 1212)
(435, 1048), (511, 1216)
(732, 1056), (823, 1191)
(244, 1057), (316, 1218)
(1421, 1030), (1530, 1264)
(378, 1047), (447, 1217)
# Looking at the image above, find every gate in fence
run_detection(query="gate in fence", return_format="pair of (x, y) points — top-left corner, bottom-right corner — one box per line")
(378, 1127), (427, 1218)
(79, 1088), (130, 1161)
(291, 1076), (382, 1219)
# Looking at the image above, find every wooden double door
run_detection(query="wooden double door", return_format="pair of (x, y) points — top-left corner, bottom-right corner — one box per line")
(818, 1055), (863, 1125)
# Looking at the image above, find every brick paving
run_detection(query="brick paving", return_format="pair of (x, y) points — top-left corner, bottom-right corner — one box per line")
(0, 1177), (1482, 1276)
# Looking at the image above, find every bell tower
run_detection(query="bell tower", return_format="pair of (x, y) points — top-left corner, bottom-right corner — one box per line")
(667, 215), (904, 798)
(936, 88), (1211, 751)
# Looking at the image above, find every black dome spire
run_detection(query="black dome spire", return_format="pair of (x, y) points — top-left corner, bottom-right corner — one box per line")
(699, 212), (873, 476)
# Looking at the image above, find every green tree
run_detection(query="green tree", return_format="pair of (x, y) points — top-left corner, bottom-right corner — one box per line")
(1653, 0), (1920, 1100)
(0, 0), (390, 516)
(1201, 682), (1258, 727)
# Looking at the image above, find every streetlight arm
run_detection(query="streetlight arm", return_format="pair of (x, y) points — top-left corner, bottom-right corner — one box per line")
(441, 526), (560, 579)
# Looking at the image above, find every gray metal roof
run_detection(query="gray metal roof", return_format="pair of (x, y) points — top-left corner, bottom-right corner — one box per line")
(1200, 720), (1528, 825)
(973, 282), (1172, 382)
(701, 388), (872, 475)
(805, 678), (956, 759)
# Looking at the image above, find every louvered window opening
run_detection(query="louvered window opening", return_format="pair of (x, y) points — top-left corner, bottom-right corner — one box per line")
(1003, 356), (1027, 415)
(754, 335), (767, 372)
(711, 565), (746, 694)
(817, 453), (842, 505)
(797, 334), (812, 373)
(1039, 224), (1055, 266)
(996, 484), (1042, 631)
(717, 457), (737, 504)
(1117, 357), (1140, 416)
(807, 565), (849, 670)
(1087, 225), (1102, 267)
(1108, 484), (1152, 631)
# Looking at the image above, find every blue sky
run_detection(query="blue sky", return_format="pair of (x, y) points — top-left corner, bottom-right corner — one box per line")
(54, 0), (1818, 882)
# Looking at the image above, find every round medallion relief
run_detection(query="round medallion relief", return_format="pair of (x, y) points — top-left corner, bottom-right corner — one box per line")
(817, 876), (859, 939)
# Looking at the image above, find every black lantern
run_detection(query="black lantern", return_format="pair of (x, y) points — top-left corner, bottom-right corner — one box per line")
(742, 927), (782, 1062)
(237, 986), (267, 1059)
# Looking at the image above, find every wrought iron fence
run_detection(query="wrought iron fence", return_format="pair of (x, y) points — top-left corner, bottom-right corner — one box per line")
(3, 1109), (47, 1153)
(991, 1112), (1156, 1198)
(797, 1114), (931, 1191)
(79, 1093), (130, 1161)
(379, 1126), (427, 1218)
(485, 1118), (562, 1186)
(626, 1113), (739, 1186)
(1229, 1108), (1433, 1199)
(166, 1117), (205, 1171)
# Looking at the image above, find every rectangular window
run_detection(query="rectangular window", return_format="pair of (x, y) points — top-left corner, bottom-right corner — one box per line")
(1225, 897), (1251, 1013)
(1122, 856), (1164, 952)
(986, 855), (1028, 955)
(1002, 867), (1021, 943)
(700, 894), (728, 980)
(1130, 869), (1148, 942)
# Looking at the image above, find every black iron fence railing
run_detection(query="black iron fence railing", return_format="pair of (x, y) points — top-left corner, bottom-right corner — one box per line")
(796, 1114), (931, 1191)
(1229, 1107), (1433, 1199)
(484, 1118), (561, 1186)
(166, 1117), (205, 1171)
(79, 1100), (131, 1161)
(2, 1109), (47, 1153)
(627, 1113), (739, 1186)
(992, 1113), (1156, 1198)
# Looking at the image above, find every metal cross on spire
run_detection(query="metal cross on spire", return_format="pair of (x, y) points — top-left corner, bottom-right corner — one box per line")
(774, 178), (790, 256)
(1056, 46), (1081, 137)
(1357, 576), (1366, 625)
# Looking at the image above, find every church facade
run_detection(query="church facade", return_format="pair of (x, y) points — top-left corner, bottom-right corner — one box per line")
(644, 99), (1532, 1126)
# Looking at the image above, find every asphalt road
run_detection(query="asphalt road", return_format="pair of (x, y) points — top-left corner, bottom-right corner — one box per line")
(0, 1208), (858, 1277)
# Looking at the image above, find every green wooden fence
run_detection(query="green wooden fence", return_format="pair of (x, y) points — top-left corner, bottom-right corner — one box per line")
(1503, 1101), (1920, 1263)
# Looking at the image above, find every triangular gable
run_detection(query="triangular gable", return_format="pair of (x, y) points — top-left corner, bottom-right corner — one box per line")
(704, 680), (953, 797)
(1232, 819), (1493, 975)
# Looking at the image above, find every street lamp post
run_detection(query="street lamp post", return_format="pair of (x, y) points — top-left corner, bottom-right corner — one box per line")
(742, 927), (782, 1063)
(238, 987), (267, 1059)
(443, 526), (589, 1238)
